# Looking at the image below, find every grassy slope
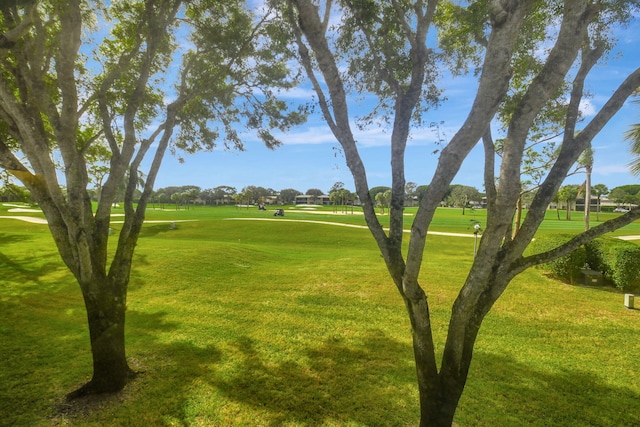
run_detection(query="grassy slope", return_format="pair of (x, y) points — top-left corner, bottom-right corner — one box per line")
(1, 204), (639, 426)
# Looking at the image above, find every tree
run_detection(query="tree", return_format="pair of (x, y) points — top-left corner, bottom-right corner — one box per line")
(608, 187), (627, 206)
(497, 133), (560, 236)
(557, 184), (580, 220)
(625, 97), (640, 174)
(202, 185), (237, 205)
(344, 189), (358, 213)
(306, 188), (324, 196)
(609, 185), (640, 206)
(369, 186), (391, 202)
(235, 188), (253, 209)
(329, 188), (340, 211)
(215, 186), (237, 205)
(1, 182), (30, 203)
(329, 183), (354, 212)
(279, 187), (302, 204)
(155, 191), (169, 210)
(0, 0), (302, 397)
(415, 184), (429, 202)
(305, 187), (324, 204)
(446, 185), (480, 215)
(578, 144), (594, 229)
(232, 192), (245, 208)
(405, 181), (417, 206)
(182, 188), (200, 209)
(286, 0), (640, 425)
(171, 192), (183, 210)
(85, 143), (113, 203)
(375, 189), (391, 215)
(592, 183), (609, 221)
(329, 181), (345, 194)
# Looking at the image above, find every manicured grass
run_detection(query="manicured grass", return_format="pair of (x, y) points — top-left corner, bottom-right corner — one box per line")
(1, 203), (640, 426)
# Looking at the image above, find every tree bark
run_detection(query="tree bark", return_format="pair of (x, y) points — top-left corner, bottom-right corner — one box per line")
(68, 274), (134, 398)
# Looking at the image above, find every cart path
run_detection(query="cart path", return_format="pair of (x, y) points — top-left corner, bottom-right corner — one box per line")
(227, 217), (640, 240)
(227, 217), (482, 238)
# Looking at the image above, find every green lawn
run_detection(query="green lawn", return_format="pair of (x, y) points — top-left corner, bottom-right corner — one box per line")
(1, 203), (640, 426)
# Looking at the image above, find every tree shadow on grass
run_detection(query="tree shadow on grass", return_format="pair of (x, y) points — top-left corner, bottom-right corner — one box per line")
(461, 351), (640, 426)
(52, 326), (418, 426)
(136, 223), (176, 239)
(17, 303), (639, 426)
(209, 330), (418, 426)
(49, 309), (223, 425)
(0, 250), (68, 294)
(0, 232), (34, 247)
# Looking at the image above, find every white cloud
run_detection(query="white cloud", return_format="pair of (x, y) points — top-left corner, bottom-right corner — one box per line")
(276, 126), (337, 145)
(278, 86), (318, 100)
(595, 163), (632, 175)
(579, 99), (596, 117)
(267, 118), (461, 149)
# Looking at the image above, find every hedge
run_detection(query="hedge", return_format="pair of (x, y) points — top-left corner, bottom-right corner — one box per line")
(531, 234), (640, 291)
(586, 237), (640, 291)
(529, 234), (586, 283)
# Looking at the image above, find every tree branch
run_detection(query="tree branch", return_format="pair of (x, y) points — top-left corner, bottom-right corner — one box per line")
(515, 208), (640, 273)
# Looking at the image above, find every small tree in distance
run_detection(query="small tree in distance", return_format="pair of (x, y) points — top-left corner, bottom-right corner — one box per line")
(279, 188), (302, 204)
(593, 183), (609, 220)
(557, 184), (581, 220)
(305, 187), (324, 204)
(374, 189), (391, 215)
(578, 144), (594, 230)
(446, 185), (480, 215)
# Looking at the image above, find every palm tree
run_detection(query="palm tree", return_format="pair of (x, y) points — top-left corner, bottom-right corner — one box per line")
(329, 190), (340, 212)
(375, 190), (391, 215)
(578, 144), (594, 230)
(625, 98), (640, 175)
(592, 184), (609, 222)
(557, 185), (580, 220)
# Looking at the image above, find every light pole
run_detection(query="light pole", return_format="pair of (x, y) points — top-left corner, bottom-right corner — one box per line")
(473, 222), (481, 257)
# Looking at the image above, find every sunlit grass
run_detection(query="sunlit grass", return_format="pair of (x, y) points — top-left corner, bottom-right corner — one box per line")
(1, 204), (640, 426)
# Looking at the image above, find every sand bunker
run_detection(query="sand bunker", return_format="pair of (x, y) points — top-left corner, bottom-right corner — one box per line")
(0, 215), (48, 224)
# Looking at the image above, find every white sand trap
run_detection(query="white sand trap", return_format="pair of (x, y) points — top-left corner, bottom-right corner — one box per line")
(615, 235), (640, 241)
(2, 203), (32, 208)
(0, 215), (196, 226)
(8, 208), (42, 213)
(0, 215), (48, 224)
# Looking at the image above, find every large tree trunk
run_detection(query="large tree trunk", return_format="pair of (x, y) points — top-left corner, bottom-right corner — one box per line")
(67, 274), (134, 398)
(409, 301), (477, 427)
(401, 287), (442, 426)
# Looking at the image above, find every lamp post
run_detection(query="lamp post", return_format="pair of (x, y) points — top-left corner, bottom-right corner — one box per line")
(473, 222), (481, 257)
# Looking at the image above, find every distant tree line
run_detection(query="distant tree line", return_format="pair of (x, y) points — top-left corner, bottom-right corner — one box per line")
(3, 180), (638, 214)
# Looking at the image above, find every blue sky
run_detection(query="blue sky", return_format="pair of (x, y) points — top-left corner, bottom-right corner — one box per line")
(149, 11), (640, 196)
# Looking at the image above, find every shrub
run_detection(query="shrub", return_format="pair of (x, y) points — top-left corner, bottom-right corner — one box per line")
(530, 234), (586, 283)
(609, 246), (640, 291)
(584, 238), (607, 274)
(586, 238), (640, 291)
